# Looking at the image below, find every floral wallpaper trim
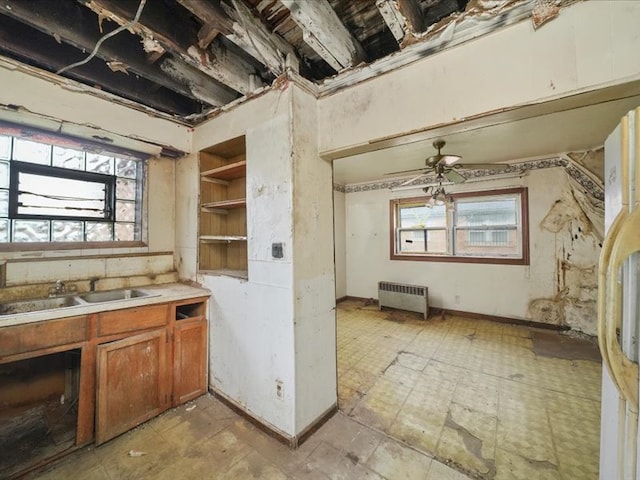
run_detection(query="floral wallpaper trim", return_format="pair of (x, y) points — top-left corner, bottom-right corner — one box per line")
(335, 157), (604, 200)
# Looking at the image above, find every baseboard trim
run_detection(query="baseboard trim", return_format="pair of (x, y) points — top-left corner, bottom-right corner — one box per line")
(336, 296), (348, 304)
(296, 403), (338, 447)
(209, 388), (337, 448)
(337, 297), (568, 331)
(442, 308), (570, 331)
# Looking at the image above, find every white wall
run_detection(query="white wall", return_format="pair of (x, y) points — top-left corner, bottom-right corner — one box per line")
(291, 87), (337, 433)
(342, 166), (601, 334)
(333, 190), (347, 299)
(318, 1), (640, 156)
(188, 86), (337, 439)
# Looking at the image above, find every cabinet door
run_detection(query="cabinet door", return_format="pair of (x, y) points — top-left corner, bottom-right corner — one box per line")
(173, 318), (207, 405)
(96, 329), (169, 445)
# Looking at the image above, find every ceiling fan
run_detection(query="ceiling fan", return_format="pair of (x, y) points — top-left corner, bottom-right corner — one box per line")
(386, 140), (510, 187)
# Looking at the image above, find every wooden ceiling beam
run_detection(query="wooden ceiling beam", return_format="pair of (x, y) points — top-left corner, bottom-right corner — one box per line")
(0, 0), (220, 105)
(181, 0), (298, 76)
(377, 0), (426, 45)
(83, 0), (262, 95)
(280, 0), (365, 72)
(0, 15), (200, 116)
(375, 0), (407, 43)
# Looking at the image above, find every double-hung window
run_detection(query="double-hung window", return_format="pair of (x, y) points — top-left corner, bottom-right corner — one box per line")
(391, 187), (529, 265)
(0, 133), (143, 246)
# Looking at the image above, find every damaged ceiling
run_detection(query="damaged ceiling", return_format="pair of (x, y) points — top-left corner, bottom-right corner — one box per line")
(0, 0), (493, 124)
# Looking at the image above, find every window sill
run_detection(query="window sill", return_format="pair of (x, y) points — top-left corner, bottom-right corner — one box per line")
(0, 241), (146, 253)
(390, 253), (529, 265)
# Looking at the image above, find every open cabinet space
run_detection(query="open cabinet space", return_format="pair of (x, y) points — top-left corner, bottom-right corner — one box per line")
(198, 135), (248, 278)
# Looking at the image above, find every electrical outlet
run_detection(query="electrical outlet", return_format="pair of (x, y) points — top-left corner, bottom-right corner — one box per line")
(276, 380), (284, 400)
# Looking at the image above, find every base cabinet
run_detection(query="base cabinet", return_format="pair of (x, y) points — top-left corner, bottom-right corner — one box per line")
(173, 318), (208, 405)
(95, 329), (169, 445)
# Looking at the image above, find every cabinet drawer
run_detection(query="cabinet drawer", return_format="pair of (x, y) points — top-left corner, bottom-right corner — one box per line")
(0, 316), (88, 359)
(98, 304), (169, 337)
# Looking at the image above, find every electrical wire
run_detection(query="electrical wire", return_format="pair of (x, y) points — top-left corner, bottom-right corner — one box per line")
(56, 0), (147, 75)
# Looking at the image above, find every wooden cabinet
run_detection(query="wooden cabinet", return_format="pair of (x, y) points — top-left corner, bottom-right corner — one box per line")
(173, 318), (207, 405)
(173, 300), (208, 405)
(0, 294), (209, 456)
(199, 135), (248, 277)
(95, 329), (169, 445)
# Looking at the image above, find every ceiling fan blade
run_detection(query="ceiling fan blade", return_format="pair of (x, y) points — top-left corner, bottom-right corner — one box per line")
(444, 170), (466, 184)
(399, 173), (426, 186)
(441, 154), (462, 166)
(384, 167), (427, 176)
(455, 163), (510, 170)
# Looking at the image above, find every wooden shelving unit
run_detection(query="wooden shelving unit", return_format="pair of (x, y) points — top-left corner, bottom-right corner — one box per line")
(198, 136), (248, 277)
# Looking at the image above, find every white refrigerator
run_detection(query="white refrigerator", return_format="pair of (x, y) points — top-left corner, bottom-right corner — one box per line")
(600, 106), (640, 480)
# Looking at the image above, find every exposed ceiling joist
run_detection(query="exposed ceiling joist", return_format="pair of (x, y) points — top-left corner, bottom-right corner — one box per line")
(399, 0), (426, 35)
(280, 0), (365, 72)
(375, 0), (407, 43)
(81, 0), (259, 96)
(180, 0), (298, 76)
(0, 15), (199, 116)
(160, 57), (237, 107)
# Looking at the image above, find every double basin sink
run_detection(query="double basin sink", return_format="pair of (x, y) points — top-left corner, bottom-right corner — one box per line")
(0, 289), (150, 316)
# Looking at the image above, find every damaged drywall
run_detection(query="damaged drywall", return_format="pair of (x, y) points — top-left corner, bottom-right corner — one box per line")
(531, 174), (603, 335)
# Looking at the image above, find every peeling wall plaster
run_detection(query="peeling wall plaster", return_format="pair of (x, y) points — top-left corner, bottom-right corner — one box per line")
(531, 178), (603, 335)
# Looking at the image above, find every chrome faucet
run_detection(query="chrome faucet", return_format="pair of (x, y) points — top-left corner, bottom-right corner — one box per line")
(49, 280), (66, 296)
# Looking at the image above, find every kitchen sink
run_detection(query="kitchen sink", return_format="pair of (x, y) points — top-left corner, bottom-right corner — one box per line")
(0, 296), (83, 315)
(78, 289), (149, 303)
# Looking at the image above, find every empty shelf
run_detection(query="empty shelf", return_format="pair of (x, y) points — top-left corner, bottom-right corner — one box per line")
(199, 235), (247, 243)
(201, 198), (246, 210)
(200, 161), (246, 180)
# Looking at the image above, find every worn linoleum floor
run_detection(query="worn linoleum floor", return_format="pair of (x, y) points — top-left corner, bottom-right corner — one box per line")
(27, 301), (601, 480)
(338, 300), (601, 480)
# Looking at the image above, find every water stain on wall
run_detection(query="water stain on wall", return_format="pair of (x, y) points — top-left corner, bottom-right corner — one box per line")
(530, 174), (603, 335)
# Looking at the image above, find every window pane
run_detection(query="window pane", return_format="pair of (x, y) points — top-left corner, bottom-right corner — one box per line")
(86, 153), (114, 174)
(116, 200), (136, 222)
(0, 161), (8, 188)
(86, 222), (113, 241)
(116, 178), (136, 200)
(399, 229), (447, 254)
(116, 158), (137, 179)
(455, 228), (520, 256)
(0, 189), (7, 217)
(456, 198), (517, 227)
(52, 220), (83, 242)
(17, 171), (107, 218)
(53, 147), (85, 170)
(115, 222), (135, 241)
(399, 204), (446, 228)
(0, 219), (8, 242)
(13, 219), (50, 242)
(399, 230), (425, 253)
(0, 136), (10, 160)
(13, 139), (51, 165)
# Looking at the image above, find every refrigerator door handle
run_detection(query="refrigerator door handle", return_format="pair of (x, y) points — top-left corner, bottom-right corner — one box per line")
(605, 207), (640, 409)
(598, 208), (628, 395)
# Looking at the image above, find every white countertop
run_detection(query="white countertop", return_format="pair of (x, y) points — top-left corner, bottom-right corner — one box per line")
(0, 283), (211, 328)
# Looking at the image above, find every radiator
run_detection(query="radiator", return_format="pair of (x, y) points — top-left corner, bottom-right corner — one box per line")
(378, 281), (428, 320)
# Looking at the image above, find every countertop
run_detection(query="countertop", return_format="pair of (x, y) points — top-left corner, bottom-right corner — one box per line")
(0, 283), (211, 328)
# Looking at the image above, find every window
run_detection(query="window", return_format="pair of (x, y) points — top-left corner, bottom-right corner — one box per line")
(390, 187), (529, 265)
(0, 134), (143, 245)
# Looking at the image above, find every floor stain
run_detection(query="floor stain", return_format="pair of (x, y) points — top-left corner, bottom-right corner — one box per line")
(531, 330), (601, 362)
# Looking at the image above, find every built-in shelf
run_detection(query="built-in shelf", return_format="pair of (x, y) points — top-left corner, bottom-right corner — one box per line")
(201, 198), (246, 211)
(200, 161), (246, 181)
(199, 136), (247, 275)
(199, 235), (247, 243)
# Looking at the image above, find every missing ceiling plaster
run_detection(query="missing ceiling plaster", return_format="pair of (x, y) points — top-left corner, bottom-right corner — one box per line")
(531, 0), (560, 29)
